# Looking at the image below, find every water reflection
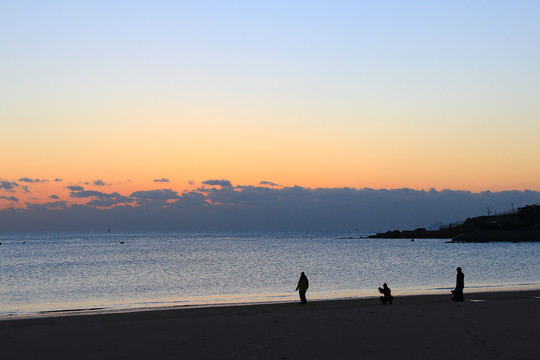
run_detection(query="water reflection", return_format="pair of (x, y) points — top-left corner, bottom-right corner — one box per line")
(0, 232), (539, 316)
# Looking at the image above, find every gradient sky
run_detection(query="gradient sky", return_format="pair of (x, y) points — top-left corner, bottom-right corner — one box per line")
(2, 1), (540, 210)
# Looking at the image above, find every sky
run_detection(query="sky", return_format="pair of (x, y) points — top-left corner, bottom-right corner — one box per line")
(1, 1), (540, 230)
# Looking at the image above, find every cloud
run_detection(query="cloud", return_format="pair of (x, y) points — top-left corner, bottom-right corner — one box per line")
(130, 189), (181, 201)
(0, 196), (18, 202)
(153, 178), (170, 183)
(93, 179), (106, 186)
(130, 189), (181, 207)
(70, 189), (132, 207)
(18, 177), (48, 183)
(188, 181), (195, 185)
(25, 201), (69, 211)
(22, 185), (31, 193)
(50, 194), (60, 199)
(70, 190), (111, 198)
(2, 184), (540, 232)
(54, 178), (63, 182)
(85, 197), (131, 207)
(260, 181), (281, 187)
(67, 185), (84, 191)
(202, 179), (232, 187)
(170, 186), (540, 231)
(0, 181), (18, 191)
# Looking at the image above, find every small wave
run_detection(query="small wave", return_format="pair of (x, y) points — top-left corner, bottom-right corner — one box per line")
(40, 307), (104, 314)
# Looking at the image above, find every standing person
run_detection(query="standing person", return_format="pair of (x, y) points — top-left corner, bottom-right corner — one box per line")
(295, 272), (309, 304)
(378, 283), (393, 304)
(451, 267), (465, 302)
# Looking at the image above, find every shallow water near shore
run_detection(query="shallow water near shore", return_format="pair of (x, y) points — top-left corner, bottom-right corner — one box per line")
(1, 231), (539, 317)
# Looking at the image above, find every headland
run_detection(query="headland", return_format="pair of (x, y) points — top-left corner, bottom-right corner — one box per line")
(369, 204), (540, 242)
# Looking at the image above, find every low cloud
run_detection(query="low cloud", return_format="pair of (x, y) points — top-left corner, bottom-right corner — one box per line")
(86, 197), (131, 207)
(25, 201), (69, 211)
(260, 181), (281, 187)
(70, 190), (111, 198)
(18, 177), (48, 183)
(0, 195), (18, 202)
(154, 178), (170, 183)
(202, 179), (232, 187)
(130, 189), (180, 200)
(0, 181), (18, 191)
(93, 180), (106, 186)
(130, 189), (181, 207)
(67, 185), (84, 191)
(171, 186), (540, 231)
(50, 195), (60, 199)
(22, 185), (31, 193)
(2, 184), (540, 232)
(70, 189), (132, 207)
(54, 178), (63, 182)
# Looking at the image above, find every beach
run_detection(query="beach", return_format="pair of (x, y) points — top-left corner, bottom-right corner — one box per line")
(1, 290), (538, 359)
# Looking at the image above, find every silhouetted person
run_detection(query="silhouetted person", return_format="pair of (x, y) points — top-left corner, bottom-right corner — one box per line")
(295, 272), (309, 304)
(451, 267), (464, 302)
(378, 283), (393, 304)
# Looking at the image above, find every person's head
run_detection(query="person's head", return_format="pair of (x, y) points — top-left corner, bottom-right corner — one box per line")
(383, 283), (388, 288)
(457, 267), (462, 273)
(301, 272), (305, 275)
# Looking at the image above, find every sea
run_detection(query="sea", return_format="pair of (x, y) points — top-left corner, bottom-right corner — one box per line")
(1, 232), (539, 318)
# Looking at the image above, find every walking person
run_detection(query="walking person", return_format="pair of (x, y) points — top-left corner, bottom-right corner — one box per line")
(295, 272), (309, 304)
(451, 267), (465, 302)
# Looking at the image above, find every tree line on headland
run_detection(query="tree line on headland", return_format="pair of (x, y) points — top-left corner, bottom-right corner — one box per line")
(369, 204), (540, 242)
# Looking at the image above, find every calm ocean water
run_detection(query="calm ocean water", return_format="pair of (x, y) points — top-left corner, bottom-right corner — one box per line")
(1, 232), (539, 317)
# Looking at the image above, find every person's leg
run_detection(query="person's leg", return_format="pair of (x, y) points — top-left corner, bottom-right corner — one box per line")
(452, 290), (463, 301)
(300, 291), (307, 303)
(380, 296), (387, 304)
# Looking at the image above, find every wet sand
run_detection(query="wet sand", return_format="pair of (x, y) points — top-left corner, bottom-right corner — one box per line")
(1, 290), (539, 359)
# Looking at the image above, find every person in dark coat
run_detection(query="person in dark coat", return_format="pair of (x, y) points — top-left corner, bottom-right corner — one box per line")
(378, 283), (393, 304)
(451, 267), (465, 301)
(295, 272), (309, 304)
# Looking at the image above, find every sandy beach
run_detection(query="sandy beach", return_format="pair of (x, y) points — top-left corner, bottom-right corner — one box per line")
(1, 290), (539, 360)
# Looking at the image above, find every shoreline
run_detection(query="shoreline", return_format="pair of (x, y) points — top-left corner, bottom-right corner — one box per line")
(2, 285), (540, 321)
(2, 289), (539, 359)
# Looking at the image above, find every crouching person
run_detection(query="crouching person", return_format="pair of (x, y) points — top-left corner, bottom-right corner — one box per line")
(378, 283), (393, 304)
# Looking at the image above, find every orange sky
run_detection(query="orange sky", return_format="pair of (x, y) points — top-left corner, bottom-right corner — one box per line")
(2, 2), (540, 210)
